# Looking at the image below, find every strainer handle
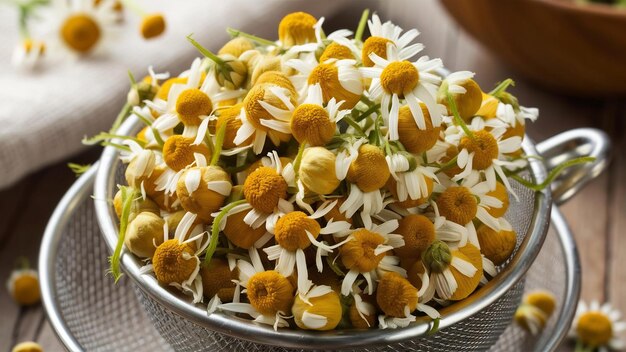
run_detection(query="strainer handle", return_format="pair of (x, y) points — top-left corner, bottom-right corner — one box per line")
(535, 128), (610, 205)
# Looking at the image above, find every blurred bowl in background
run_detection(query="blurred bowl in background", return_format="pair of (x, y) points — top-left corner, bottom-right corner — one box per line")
(441, 0), (626, 97)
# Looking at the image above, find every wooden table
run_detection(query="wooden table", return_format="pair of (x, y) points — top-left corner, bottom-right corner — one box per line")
(0, 1), (624, 351)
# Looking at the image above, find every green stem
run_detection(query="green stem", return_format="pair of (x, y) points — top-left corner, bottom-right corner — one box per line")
(355, 103), (380, 122)
(210, 121), (227, 166)
(83, 132), (145, 147)
(446, 91), (474, 139)
(109, 102), (132, 134)
(68, 163), (91, 177)
(354, 9), (370, 43)
(15, 256), (30, 270)
(511, 156), (596, 191)
(427, 318), (441, 335)
(293, 142), (307, 177)
(101, 142), (131, 152)
(326, 255), (345, 277)
(187, 34), (226, 65)
(226, 27), (276, 47)
(435, 156), (458, 174)
(489, 78), (515, 96)
(343, 115), (366, 136)
(203, 200), (247, 266)
(109, 187), (137, 282)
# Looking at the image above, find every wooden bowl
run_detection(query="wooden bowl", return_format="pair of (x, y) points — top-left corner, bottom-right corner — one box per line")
(441, 0), (626, 97)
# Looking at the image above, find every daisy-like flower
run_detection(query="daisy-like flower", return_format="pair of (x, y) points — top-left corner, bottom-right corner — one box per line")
(42, 0), (119, 57)
(142, 212), (209, 303)
(233, 82), (297, 154)
(361, 13), (423, 67)
(336, 142), (391, 228)
(219, 248), (295, 330)
(394, 213), (467, 262)
(175, 164), (232, 222)
(7, 266), (40, 306)
(338, 219), (406, 296)
(283, 16), (356, 60)
(421, 240), (482, 301)
(514, 290), (556, 336)
(263, 200), (352, 294)
(437, 71), (483, 122)
(286, 58), (363, 108)
(278, 12), (318, 48)
(570, 301), (626, 352)
(360, 45), (444, 141)
(11, 39), (46, 69)
(492, 102), (539, 141)
(146, 58), (243, 137)
(386, 152), (439, 209)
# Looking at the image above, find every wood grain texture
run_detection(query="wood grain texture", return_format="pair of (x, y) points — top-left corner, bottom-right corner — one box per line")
(440, 0), (626, 97)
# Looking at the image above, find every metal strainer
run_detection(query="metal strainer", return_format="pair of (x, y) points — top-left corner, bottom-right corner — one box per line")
(84, 116), (607, 351)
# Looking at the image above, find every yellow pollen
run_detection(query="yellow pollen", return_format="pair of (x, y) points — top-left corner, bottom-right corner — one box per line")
(486, 181), (509, 218)
(176, 166), (230, 222)
(278, 12), (317, 47)
(397, 104), (440, 154)
(243, 166), (288, 213)
(308, 63), (361, 109)
(10, 272), (40, 306)
(459, 130), (499, 170)
(140, 13), (166, 39)
(340, 229), (386, 273)
(376, 272), (418, 318)
(200, 258), (238, 302)
(217, 103), (249, 149)
(162, 135), (211, 171)
(320, 42), (353, 62)
(524, 291), (556, 317)
(577, 311), (613, 346)
(347, 144), (390, 193)
(255, 71), (297, 97)
(176, 88), (213, 126)
(394, 214), (436, 260)
(436, 186), (478, 225)
(292, 290), (342, 331)
(362, 36), (392, 67)
(247, 270), (295, 315)
(152, 239), (197, 285)
(443, 79), (483, 122)
(244, 83), (294, 131)
(290, 104), (335, 146)
(156, 77), (189, 101)
(380, 61), (419, 96)
(224, 209), (267, 249)
(274, 211), (321, 251)
(476, 224), (517, 266)
(60, 14), (101, 53)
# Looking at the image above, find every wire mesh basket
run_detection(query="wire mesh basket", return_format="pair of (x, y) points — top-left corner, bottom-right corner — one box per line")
(82, 114), (607, 351)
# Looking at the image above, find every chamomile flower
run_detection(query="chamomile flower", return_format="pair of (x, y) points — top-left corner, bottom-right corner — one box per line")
(386, 152), (439, 209)
(175, 165), (232, 222)
(515, 290), (556, 336)
(361, 13), (423, 67)
(7, 267), (40, 306)
(11, 39), (46, 69)
(42, 0), (119, 57)
(234, 83), (297, 154)
(146, 58), (243, 137)
(278, 12), (318, 47)
(492, 102), (539, 141)
(219, 248), (295, 330)
(264, 200), (351, 294)
(570, 301), (626, 351)
(292, 285), (343, 330)
(339, 219), (406, 296)
(142, 212), (209, 303)
(438, 71), (483, 122)
(394, 213), (467, 262)
(360, 45), (444, 141)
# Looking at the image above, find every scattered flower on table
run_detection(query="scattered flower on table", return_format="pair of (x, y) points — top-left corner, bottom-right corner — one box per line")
(570, 300), (625, 352)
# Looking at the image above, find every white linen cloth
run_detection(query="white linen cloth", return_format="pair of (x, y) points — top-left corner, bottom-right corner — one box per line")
(0, 0), (349, 189)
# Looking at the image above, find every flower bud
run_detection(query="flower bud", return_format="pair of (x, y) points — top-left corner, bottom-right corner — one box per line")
(292, 289), (342, 331)
(200, 258), (239, 302)
(278, 12), (317, 47)
(125, 149), (156, 188)
(218, 37), (255, 58)
(216, 54), (248, 90)
(422, 240), (452, 274)
(299, 147), (340, 195)
(124, 212), (165, 258)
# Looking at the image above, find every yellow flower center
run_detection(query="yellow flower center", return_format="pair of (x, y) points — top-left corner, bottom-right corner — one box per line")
(255, 71), (297, 97)
(247, 270), (295, 315)
(459, 130), (499, 170)
(376, 272), (418, 318)
(218, 37), (255, 57)
(244, 83), (294, 131)
(340, 229), (386, 273)
(140, 13), (166, 39)
(10, 273), (40, 306)
(293, 290), (342, 331)
(290, 104), (336, 146)
(152, 239), (197, 284)
(486, 181), (509, 218)
(60, 14), (101, 53)
(176, 88), (213, 126)
(476, 224), (517, 266)
(362, 36), (392, 67)
(11, 341), (43, 352)
(176, 166), (230, 222)
(299, 147), (340, 195)
(243, 166), (288, 213)
(349, 299), (377, 328)
(217, 103), (248, 149)
(449, 243), (482, 301)
(278, 12), (317, 47)
(308, 63), (361, 109)
(320, 42), (353, 62)
(380, 61), (419, 97)
(200, 258), (238, 302)
(524, 291), (556, 317)
(436, 186), (477, 225)
(394, 214), (436, 261)
(577, 311), (613, 347)
(477, 92), (499, 119)
(223, 209), (267, 249)
(274, 211), (321, 251)
(444, 79), (483, 121)
(162, 135), (211, 171)
(397, 104), (440, 154)
(347, 144), (390, 193)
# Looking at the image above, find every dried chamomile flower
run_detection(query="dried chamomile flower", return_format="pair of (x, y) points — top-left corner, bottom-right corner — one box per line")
(515, 290), (556, 335)
(124, 211), (164, 258)
(476, 219), (517, 266)
(292, 286), (342, 331)
(290, 84), (348, 146)
(200, 258), (238, 302)
(438, 71), (483, 122)
(397, 104), (441, 154)
(12, 342), (43, 352)
(278, 12), (317, 47)
(140, 13), (166, 39)
(7, 264), (40, 306)
(176, 166), (232, 222)
(299, 147), (340, 195)
(570, 300), (626, 351)
(219, 37), (255, 58)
